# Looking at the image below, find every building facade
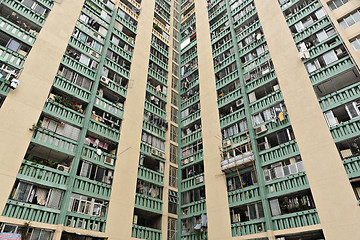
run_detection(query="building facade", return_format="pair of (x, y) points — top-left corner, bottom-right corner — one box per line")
(0, 0), (359, 239)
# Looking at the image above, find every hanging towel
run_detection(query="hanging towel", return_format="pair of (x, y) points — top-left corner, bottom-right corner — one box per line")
(278, 112), (285, 122)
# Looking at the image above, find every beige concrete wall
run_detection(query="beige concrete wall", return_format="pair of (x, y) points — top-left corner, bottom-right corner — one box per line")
(0, 0), (84, 217)
(105, 0), (156, 239)
(255, 0), (360, 239)
(194, 0), (232, 239)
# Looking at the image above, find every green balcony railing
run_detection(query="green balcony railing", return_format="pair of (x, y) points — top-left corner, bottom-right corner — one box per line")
(94, 96), (123, 118)
(181, 173), (205, 192)
(259, 140), (299, 166)
(2, 0), (45, 26)
(0, 17), (35, 45)
(43, 100), (85, 127)
(135, 193), (163, 214)
(231, 219), (266, 237)
(66, 212), (106, 232)
(88, 119), (120, 142)
(265, 172), (309, 198)
(31, 129), (77, 156)
(138, 166), (164, 186)
(343, 155), (360, 179)
(228, 185), (260, 207)
(0, 45), (25, 69)
(73, 177), (111, 201)
(18, 161), (69, 190)
(181, 199), (206, 218)
(330, 117), (360, 143)
(2, 199), (60, 225)
(53, 75), (91, 103)
(132, 225), (162, 240)
(272, 209), (320, 230)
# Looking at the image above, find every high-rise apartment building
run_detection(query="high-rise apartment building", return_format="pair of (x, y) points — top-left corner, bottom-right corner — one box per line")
(0, 0), (360, 239)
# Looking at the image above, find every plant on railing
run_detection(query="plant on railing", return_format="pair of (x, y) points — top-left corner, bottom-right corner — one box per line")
(29, 120), (42, 131)
(153, 23), (163, 34)
(25, 155), (59, 169)
(53, 93), (84, 113)
(19, 221), (31, 240)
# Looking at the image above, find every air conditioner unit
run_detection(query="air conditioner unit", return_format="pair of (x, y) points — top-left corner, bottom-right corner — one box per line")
(89, 50), (99, 58)
(196, 176), (204, 184)
(100, 76), (110, 85)
(104, 156), (114, 166)
(255, 124), (268, 134)
(189, 156), (194, 162)
(57, 164), (70, 173)
(236, 99), (244, 107)
(271, 162), (282, 168)
(223, 140), (231, 148)
(151, 148), (158, 156)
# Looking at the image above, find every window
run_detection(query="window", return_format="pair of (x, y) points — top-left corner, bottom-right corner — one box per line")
(6, 39), (21, 52)
(170, 125), (178, 142)
(169, 166), (177, 188)
(69, 194), (107, 217)
(11, 181), (63, 209)
(171, 107), (178, 122)
(78, 160), (113, 184)
(328, 0), (349, 10)
(168, 218), (177, 240)
(339, 9), (360, 29)
(350, 36), (360, 51)
(172, 76), (178, 91)
(170, 144), (178, 164)
(168, 190), (178, 214)
(171, 91), (178, 105)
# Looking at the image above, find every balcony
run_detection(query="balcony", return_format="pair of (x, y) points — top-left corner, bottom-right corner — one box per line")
(228, 185), (261, 207)
(181, 110), (200, 128)
(53, 75), (91, 103)
(330, 117), (360, 142)
(81, 145), (116, 169)
(148, 68), (168, 86)
(265, 172), (309, 198)
(343, 155), (360, 179)
(293, 17), (331, 43)
(286, 1), (321, 27)
(310, 56), (355, 86)
(220, 108), (246, 129)
(151, 41), (168, 58)
(0, 45), (25, 69)
(147, 83), (167, 102)
(18, 160), (69, 189)
(132, 225), (161, 240)
(140, 142), (165, 162)
(0, 78), (10, 97)
(94, 96), (123, 118)
(250, 90), (283, 114)
(138, 166), (164, 186)
(88, 119), (120, 142)
(246, 70), (277, 93)
(272, 209), (320, 230)
(150, 53), (168, 72)
(61, 55), (96, 80)
(104, 58), (129, 80)
(237, 20), (261, 43)
(181, 129), (202, 146)
(242, 52), (271, 74)
(318, 81), (360, 112)
(0, 17), (35, 46)
(181, 151), (203, 168)
(143, 121), (166, 140)
(31, 129), (77, 156)
(2, 0), (45, 26)
(214, 54), (236, 73)
(73, 177), (111, 201)
(43, 100), (85, 127)
(181, 93), (199, 109)
(144, 100), (166, 119)
(211, 27), (230, 43)
(181, 199), (206, 218)
(181, 173), (205, 191)
(2, 199), (60, 225)
(259, 140), (299, 166)
(231, 219), (266, 237)
(66, 212), (106, 232)
(134, 193), (163, 214)
(218, 88), (242, 108)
